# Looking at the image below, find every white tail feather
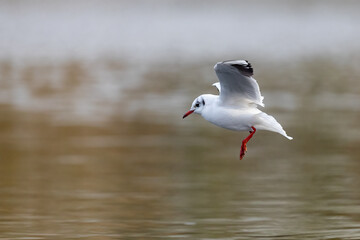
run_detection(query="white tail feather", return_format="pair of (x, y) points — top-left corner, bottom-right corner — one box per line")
(255, 113), (293, 140)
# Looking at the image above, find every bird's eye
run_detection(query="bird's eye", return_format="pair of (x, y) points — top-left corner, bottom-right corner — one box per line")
(195, 103), (200, 107)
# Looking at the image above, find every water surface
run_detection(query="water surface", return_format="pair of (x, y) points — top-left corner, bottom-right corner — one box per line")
(0, 57), (360, 239)
(1, 0), (360, 239)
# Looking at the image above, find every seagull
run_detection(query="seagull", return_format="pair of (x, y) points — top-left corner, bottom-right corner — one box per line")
(183, 60), (293, 160)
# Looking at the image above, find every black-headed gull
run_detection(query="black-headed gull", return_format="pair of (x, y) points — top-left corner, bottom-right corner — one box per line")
(183, 60), (293, 160)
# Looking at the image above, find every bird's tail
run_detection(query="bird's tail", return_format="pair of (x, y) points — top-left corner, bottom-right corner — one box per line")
(254, 112), (293, 140)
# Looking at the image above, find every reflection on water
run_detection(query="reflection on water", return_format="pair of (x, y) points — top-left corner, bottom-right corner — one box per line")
(0, 57), (360, 239)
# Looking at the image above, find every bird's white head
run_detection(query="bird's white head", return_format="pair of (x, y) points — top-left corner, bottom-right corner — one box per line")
(183, 94), (215, 119)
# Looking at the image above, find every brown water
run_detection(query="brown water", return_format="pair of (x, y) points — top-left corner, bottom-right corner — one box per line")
(0, 58), (360, 239)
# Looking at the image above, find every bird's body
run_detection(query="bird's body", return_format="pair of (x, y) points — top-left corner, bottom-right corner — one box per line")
(183, 60), (292, 160)
(199, 94), (259, 131)
(198, 93), (292, 138)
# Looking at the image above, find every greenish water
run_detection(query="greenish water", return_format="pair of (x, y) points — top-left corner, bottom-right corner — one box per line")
(0, 58), (360, 239)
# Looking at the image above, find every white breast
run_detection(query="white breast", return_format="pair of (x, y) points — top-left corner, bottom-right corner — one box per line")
(201, 99), (261, 131)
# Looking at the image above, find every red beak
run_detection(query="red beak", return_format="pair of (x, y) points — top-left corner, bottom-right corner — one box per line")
(183, 110), (194, 119)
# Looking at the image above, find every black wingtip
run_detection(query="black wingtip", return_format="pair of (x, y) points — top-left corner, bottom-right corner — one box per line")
(231, 61), (253, 77)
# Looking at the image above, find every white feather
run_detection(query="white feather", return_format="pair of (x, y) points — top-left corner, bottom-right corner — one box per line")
(212, 82), (221, 93)
(214, 61), (265, 107)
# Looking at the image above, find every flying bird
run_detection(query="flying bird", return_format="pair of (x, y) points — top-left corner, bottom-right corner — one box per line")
(183, 60), (292, 160)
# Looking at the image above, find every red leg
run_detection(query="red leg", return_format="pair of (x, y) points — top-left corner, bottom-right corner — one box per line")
(240, 126), (256, 160)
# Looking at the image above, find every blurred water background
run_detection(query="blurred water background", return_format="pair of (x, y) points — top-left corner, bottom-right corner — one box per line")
(1, 0), (360, 239)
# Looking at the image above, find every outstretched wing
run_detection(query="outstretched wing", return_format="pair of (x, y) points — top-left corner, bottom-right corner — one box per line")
(214, 60), (264, 107)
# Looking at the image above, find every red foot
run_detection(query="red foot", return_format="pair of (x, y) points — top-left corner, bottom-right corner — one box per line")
(240, 126), (256, 160)
(240, 142), (247, 160)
